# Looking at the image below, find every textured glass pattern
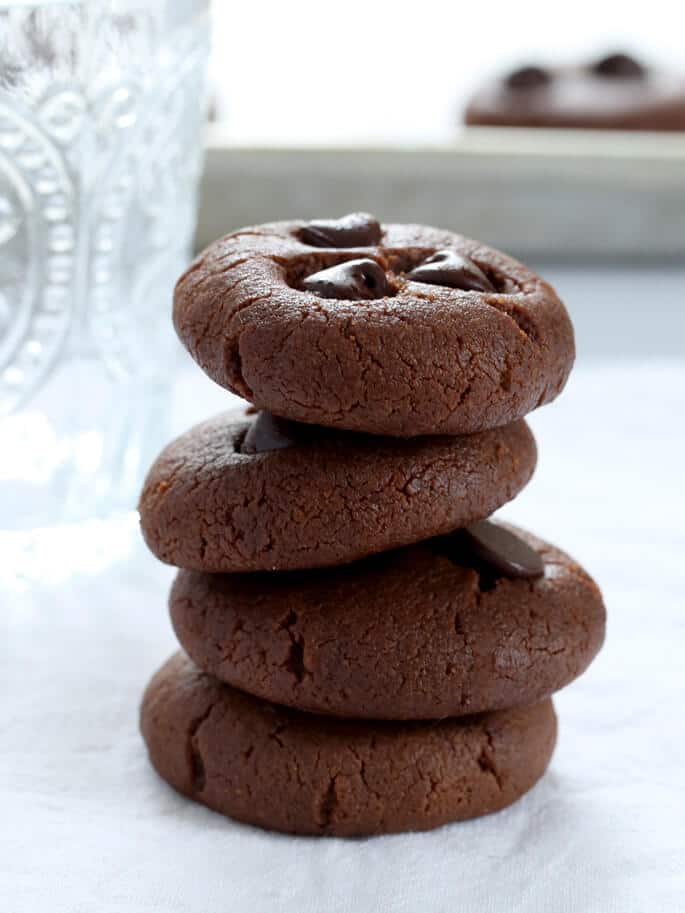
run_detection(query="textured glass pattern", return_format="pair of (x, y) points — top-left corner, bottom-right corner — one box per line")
(0, 0), (209, 535)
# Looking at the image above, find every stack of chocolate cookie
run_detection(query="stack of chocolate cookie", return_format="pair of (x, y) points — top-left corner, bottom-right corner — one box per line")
(139, 213), (605, 836)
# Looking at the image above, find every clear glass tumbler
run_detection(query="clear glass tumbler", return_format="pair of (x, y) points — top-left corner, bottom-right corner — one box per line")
(0, 0), (210, 580)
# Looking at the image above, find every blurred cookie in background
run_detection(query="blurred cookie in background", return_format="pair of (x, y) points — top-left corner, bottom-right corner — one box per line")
(465, 52), (685, 131)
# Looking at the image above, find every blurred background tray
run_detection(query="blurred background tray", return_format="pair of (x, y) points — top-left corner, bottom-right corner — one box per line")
(198, 127), (685, 260)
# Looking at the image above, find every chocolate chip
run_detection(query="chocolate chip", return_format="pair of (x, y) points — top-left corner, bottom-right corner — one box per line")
(407, 250), (495, 293)
(461, 520), (544, 579)
(506, 65), (551, 90)
(241, 411), (301, 454)
(302, 259), (388, 300)
(299, 213), (382, 248)
(591, 52), (645, 78)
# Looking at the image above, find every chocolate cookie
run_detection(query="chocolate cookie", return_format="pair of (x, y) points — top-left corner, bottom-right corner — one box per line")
(173, 218), (574, 437)
(141, 652), (557, 836)
(465, 53), (685, 131)
(170, 524), (605, 719)
(139, 410), (536, 573)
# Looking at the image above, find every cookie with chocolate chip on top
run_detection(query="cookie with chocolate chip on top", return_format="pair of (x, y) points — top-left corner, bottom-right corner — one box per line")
(465, 52), (685, 131)
(139, 409), (537, 573)
(173, 216), (575, 437)
(169, 522), (606, 719)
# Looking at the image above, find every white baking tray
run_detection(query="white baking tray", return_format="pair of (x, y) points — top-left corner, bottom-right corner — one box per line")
(197, 126), (685, 259)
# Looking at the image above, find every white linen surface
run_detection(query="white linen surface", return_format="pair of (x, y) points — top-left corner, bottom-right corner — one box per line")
(2, 360), (684, 913)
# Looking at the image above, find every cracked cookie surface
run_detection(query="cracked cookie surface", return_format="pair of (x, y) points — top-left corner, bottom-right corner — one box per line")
(140, 652), (557, 836)
(173, 220), (575, 437)
(138, 410), (536, 573)
(170, 524), (605, 719)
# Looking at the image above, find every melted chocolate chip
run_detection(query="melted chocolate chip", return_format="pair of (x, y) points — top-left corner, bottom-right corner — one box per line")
(407, 250), (495, 293)
(506, 65), (551, 90)
(591, 52), (645, 78)
(299, 213), (382, 248)
(241, 411), (301, 454)
(302, 258), (388, 300)
(461, 520), (544, 579)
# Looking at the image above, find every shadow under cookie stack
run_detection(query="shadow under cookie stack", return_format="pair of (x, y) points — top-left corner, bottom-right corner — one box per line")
(139, 213), (605, 837)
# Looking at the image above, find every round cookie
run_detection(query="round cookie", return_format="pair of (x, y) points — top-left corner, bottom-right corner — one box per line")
(170, 523), (605, 719)
(139, 410), (536, 573)
(465, 53), (685, 131)
(141, 652), (557, 836)
(172, 217), (574, 437)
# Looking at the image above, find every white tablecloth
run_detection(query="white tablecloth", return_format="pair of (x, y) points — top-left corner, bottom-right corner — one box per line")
(2, 360), (684, 912)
